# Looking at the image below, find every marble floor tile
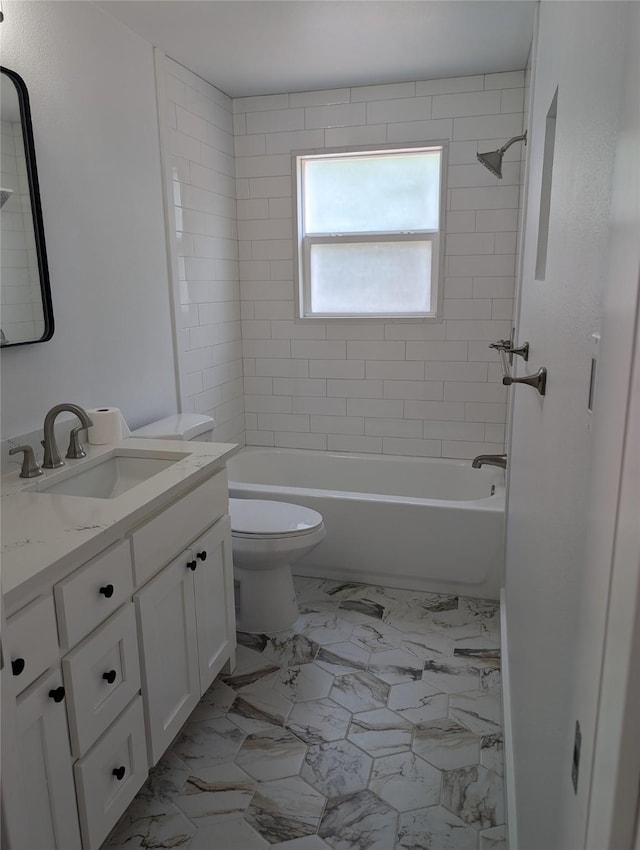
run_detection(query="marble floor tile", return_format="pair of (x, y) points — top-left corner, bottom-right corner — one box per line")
(105, 802), (196, 848)
(347, 708), (412, 757)
(314, 642), (370, 676)
(286, 698), (352, 744)
(269, 663), (335, 703)
(449, 688), (503, 737)
(367, 649), (424, 684)
(369, 752), (441, 811)
(236, 729), (308, 781)
(480, 824), (508, 849)
(301, 739), (373, 797)
(329, 671), (390, 713)
(188, 816), (269, 850)
(441, 765), (505, 830)
(319, 790), (398, 850)
(397, 805), (478, 850)
(413, 718), (481, 770)
(246, 777), (326, 843)
(172, 717), (246, 769)
(107, 577), (505, 850)
(387, 681), (449, 725)
(173, 763), (256, 823)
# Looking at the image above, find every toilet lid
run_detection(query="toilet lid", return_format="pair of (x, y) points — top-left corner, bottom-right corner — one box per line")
(229, 498), (323, 537)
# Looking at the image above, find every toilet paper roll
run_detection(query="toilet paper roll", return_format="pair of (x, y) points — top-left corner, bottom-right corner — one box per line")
(87, 407), (128, 445)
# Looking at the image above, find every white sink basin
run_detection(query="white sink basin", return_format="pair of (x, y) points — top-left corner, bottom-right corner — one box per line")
(33, 452), (187, 499)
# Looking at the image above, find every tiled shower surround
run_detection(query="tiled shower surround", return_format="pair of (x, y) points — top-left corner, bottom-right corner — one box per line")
(161, 64), (526, 460)
(234, 73), (525, 459)
(106, 578), (505, 850)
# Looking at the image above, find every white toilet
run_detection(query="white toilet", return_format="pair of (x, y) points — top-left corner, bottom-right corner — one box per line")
(130, 414), (325, 633)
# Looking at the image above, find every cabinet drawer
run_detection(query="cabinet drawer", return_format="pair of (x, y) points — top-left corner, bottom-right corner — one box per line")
(55, 540), (133, 649)
(74, 696), (148, 850)
(6, 595), (59, 694)
(131, 469), (228, 587)
(63, 604), (141, 757)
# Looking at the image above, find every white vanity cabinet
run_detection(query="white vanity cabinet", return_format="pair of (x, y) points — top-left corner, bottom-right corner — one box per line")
(135, 514), (235, 765)
(1, 447), (238, 850)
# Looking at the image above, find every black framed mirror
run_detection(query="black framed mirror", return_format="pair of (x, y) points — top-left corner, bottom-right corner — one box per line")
(1, 66), (54, 346)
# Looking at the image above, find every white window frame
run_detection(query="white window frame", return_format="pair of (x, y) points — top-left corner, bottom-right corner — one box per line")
(294, 143), (448, 321)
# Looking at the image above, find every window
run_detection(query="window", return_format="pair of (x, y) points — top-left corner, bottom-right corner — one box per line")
(295, 144), (446, 319)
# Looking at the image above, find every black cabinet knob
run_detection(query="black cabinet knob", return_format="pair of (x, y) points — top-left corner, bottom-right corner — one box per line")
(99, 584), (114, 598)
(196, 550), (207, 561)
(11, 658), (25, 677)
(187, 560), (197, 571)
(48, 686), (65, 703)
(112, 766), (126, 781)
(103, 670), (117, 685)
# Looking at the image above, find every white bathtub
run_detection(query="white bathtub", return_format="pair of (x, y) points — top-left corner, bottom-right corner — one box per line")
(227, 447), (505, 600)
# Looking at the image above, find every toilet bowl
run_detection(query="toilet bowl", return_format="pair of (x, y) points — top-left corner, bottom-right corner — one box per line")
(130, 414), (326, 633)
(230, 498), (325, 633)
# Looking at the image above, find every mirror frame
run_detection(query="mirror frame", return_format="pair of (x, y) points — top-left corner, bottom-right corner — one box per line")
(1, 66), (54, 346)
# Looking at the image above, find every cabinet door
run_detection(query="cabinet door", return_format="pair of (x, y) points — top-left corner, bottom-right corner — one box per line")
(192, 515), (236, 694)
(134, 552), (200, 766)
(2, 667), (82, 850)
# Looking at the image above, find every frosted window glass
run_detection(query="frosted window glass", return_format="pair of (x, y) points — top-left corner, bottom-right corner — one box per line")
(304, 152), (441, 234)
(309, 241), (432, 314)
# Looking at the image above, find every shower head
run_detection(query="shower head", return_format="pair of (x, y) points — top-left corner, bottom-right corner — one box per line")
(477, 131), (527, 179)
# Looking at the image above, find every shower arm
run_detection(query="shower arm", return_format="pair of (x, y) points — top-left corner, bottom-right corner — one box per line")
(498, 132), (527, 155)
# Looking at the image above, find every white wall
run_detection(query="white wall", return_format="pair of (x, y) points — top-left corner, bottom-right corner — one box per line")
(0, 2), (176, 439)
(233, 74), (525, 457)
(160, 57), (245, 444)
(504, 3), (630, 848)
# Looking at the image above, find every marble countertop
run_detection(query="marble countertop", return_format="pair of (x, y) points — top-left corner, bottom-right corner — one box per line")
(1, 437), (239, 607)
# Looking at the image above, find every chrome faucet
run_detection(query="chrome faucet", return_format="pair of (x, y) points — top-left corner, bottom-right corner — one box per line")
(472, 454), (507, 470)
(42, 404), (94, 469)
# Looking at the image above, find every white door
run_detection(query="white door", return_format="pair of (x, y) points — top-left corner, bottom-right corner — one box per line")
(192, 516), (236, 694)
(134, 551), (200, 765)
(3, 668), (82, 850)
(503, 4), (635, 849)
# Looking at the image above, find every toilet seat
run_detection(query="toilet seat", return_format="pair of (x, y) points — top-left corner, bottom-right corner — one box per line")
(229, 498), (323, 539)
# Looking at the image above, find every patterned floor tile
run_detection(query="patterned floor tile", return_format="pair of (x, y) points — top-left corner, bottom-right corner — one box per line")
(329, 671), (390, 713)
(369, 752), (441, 811)
(246, 777), (326, 843)
(441, 764), (505, 830)
(397, 805), (478, 850)
(174, 763), (256, 822)
(413, 718), (481, 770)
(236, 728), (308, 781)
(107, 577), (505, 850)
(287, 698), (352, 744)
(347, 708), (412, 757)
(387, 681), (448, 725)
(319, 790), (398, 850)
(301, 739), (372, 797)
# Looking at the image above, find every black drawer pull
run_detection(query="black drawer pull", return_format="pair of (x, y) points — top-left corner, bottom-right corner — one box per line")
(187, 560), (197, 571)
(196, 550), (207, 561)
(112, 766), (126, 781)
(99, 584), (114, 598)
(103, 670), (117, 685)
(48, 687), (65, 703)
(11, 658), (25, 676)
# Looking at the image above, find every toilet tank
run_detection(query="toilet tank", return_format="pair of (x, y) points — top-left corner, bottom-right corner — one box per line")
(130, 414), (215, 442)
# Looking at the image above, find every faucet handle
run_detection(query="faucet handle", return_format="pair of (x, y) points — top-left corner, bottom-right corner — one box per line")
(66, 425), (87, 460)
(9, 445), (43, 479)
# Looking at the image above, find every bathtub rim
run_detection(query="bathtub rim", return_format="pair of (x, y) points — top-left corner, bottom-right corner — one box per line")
(228, 445), (505, 510)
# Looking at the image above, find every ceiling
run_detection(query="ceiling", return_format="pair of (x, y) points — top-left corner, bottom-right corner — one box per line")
(98, 1), (537, 98)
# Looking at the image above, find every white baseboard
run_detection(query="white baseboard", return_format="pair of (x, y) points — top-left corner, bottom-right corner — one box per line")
(501, 588), (518, 849)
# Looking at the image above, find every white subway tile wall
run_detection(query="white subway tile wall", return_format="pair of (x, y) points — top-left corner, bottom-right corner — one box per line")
(233, 73), (525, 458)
(164, 58), (245, 443)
